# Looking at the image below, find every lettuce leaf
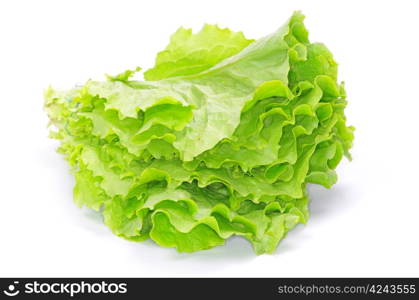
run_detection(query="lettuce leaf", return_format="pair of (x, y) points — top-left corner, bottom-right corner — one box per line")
(45, 11), (354, 254)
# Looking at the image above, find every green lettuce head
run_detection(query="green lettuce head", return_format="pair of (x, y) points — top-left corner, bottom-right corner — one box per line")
(45, 12), (354, 254)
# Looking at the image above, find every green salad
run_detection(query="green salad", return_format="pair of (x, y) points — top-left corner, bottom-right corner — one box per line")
(45, 12), (354, 254)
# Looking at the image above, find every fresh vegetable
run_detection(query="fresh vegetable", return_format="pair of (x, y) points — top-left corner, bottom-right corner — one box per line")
(45, 12), (354, 254)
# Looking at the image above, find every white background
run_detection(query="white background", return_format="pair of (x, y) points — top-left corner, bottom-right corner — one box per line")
(1, 0), (418, 277)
